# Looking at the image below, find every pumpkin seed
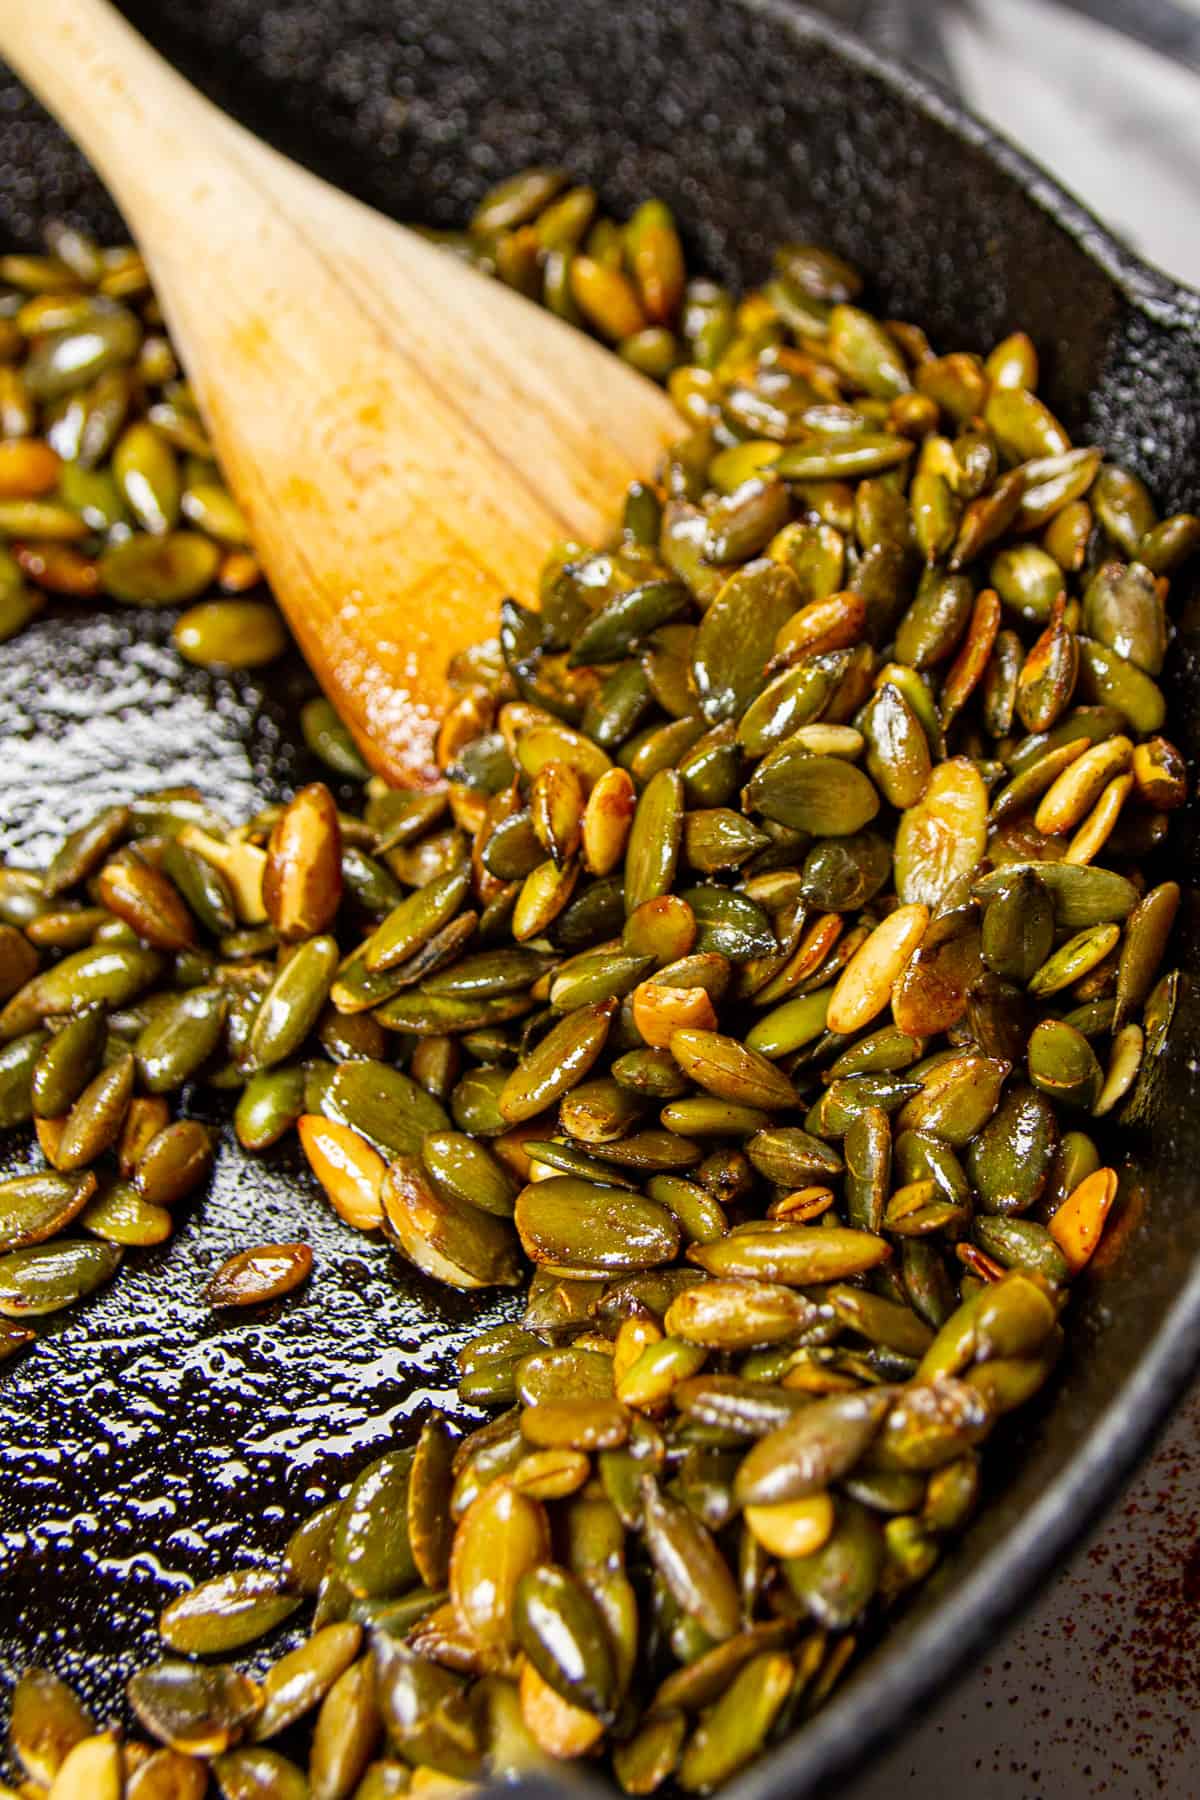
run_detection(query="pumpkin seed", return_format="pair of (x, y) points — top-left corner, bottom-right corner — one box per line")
(384, 1156), (522, 1289)
(692, 562), (799, 723)
(745, 742), (880, 837)
(0, 1170), (95, 1252)
(127, 1662), (263, 1758)
(640, 1474), (740, 1641)
(247, 936), (339, 1069)
(736, 1388), (893, 1505)
(0, 1238), (120, 1315)
(894, 758), (988, 910)
(499, 1000), (615, 1122)
(212, 1747), (309, 1799)
(161, 1570), (302, 1656)
(136, 986), (227, 1091)
(56, 1052), (134, 1170)
(515, 1178), (680, 1275)
(307, 1655), (381, 1798)
(9, 1668), (95, 1784)
(689, 1224), (886, 1286)
(205, 1243), (313, 1308)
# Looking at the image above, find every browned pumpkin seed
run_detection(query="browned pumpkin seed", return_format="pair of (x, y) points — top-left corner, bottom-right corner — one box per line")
(250, 1620), (363, 1741)
(134, 1119), (214, 1206)
(212, 1746), (309, 1799)
(263, 783), (343, 940)
(450, 1481), (550, 1656)
(127, 1661), (263, 1758)
(126, 1747), (209, 1798)
(308, 1655), (381, 1800)
(9, 1667), (95, 1784)
(204, 1243), (313, 1308)
(383, 1156), (522, 1289)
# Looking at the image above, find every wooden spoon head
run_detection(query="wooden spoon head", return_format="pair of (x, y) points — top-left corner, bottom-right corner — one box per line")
(157, 159), (682, 787)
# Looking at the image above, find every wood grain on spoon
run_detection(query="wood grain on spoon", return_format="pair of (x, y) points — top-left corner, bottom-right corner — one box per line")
(1, 0), (682, 784)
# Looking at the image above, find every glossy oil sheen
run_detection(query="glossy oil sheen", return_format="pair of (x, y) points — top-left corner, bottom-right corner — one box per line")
(0, 6), (1199, 1800)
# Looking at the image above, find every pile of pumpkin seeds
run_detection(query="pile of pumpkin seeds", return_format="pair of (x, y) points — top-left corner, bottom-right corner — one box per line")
(2, 165), (1199, 1797)
(0, 228), (287, 667)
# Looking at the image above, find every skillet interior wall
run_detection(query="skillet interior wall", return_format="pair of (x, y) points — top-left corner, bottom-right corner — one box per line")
(0, 0), (1199, 1782)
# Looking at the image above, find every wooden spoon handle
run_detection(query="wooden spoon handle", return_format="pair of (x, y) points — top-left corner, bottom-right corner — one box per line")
(2, 0), (681, 784)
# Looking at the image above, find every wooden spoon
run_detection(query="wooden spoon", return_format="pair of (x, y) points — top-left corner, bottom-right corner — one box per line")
(2, 0), (681, 784)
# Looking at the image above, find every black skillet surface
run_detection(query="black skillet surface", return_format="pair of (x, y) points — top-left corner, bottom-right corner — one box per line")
(2, 3), (1200, 1796)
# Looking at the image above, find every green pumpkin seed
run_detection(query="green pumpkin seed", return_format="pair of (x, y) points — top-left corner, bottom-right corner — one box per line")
(974, 1216), (1071, 1285)
(1027, 1018), (1103, 1110)
(640, 1474), (740, 1641)
(318, 1060), (449, 1159)
(676, 1650), (794, 1792)
(1082, 560), (1165, 675)
(680, 887), (776, 961)
(24, 306), (142, 399)
(515, 1177), (680, 1274)
(782, 1497), (883, 1628)
(689, 1224), (885, 1285)
(744, 744), (879, 836)
(246, 936), (338, 1069)
(669, 1027), (798, 1110)
(745, 1126), (843, 1186)
(691, 562), (799, 723)
(624, 769), (684, 914)
(1028, 923), (1120, 996)
(298, 696), (371, 780)
(99, 531), (221, 604)
(981, 870), (1054, 982)
(32, 1008), (109, 1120)
(514, 1564), (619, 1720)
(974, 860), (1138, 926)
(967, 1086), (1058, 1215)
(135, 986), (227, 1092)
(8, 1667), (95, 1784)
(0, 1170), (96, 1252)
(0, 1238), (121, 1316)
(567, 580), (691, 666)
(372, 1636), (478, 1778)
(5, 944), (163, 1029)
(1139, 511), (1200, 574)
(862, 682), (931, 809)
(175, 600), (289, 670)
(332, 1449), (418, 1599)
(52, 1052), (133, 1170)
(234, 1065), (307, 1150)
(736, 1388), (893, 1506)
(421, 1130), (518, 1217)
(894, 570), (974, 669)
(499, 1000), (615, 1123)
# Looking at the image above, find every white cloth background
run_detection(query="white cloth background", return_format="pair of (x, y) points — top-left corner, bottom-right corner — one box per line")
(941, 0), (1200, 286)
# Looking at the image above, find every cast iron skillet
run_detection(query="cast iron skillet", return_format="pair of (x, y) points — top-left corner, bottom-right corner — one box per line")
(1, 2), (1199, 1794)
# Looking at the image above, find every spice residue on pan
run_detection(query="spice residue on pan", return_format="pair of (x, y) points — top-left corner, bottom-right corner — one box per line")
(847, 1381), (1200, 1799)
